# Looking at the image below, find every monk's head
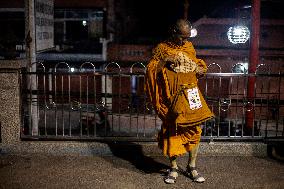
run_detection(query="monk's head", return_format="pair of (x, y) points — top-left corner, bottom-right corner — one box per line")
(169, 19), (192, 46)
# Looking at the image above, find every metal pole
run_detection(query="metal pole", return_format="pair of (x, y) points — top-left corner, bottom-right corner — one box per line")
(25, 0), (38, 135)
(25, 0), (36, 78)
(246, 0), (260, 129)
(183, 0), (189, 20)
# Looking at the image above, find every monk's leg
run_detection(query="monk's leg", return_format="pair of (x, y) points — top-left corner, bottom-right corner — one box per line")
(188, 143), (199, 167)
(164, 156), (178, 184)
(170, 155), (178, 169)
(187, 143), (205, 183)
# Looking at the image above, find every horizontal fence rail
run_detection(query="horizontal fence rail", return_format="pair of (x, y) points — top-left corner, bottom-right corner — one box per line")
(20, 62), (284, 141)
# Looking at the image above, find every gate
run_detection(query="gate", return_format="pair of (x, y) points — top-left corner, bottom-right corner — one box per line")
(20, 62), (284, 141)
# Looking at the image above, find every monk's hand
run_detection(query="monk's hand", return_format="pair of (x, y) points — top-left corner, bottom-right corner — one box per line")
(164, 55), (179, 66)
(196, 66), (206, 75)
(156, 60), (168, 73)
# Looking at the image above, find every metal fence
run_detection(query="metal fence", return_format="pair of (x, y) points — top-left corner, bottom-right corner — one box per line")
(20, 61), (284, 141)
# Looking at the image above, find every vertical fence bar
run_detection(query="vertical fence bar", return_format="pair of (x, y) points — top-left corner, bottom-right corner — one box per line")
(136, 74), (139, 137)
(129, 73), (133, 134)
(43, 65), (47, 136)
(28, 66), (32, 135)
(266, 68), (272, 137)
(235, 75), (240, 137)
(86, 71), (89, 136)
(259, 67), (266, 136)
(34, 62), (46, 136)
(204, 74), (208, 136)
(231, 63), (246, 137)
(79, 62), (96, 137)
(54, 68), (57, 136)
(276, 68), (282, 137)
(55, 62), (70, 137)
(228, 75), (233, 137)
(79, 69), (82, 136)
(131, 62), (146, 137)
(61, 72), (64, 135)
(256, 64), (270, 137)
(242, 74), (248, 137)
(118, 72), (122, 135)
(217, 71), (222, 137)
(68, 69), (72, 136)
(141, 75), (147, 137)
(36, 66), (39, 135)
(47, 68), (54, 136)
(254, 64), (266, 137)
(105, 62), (121, 136)
(207, 63), (221, 138)
(104, 71), (112, 135)
(93, 68), (97, 137)
(252, 73), (257, 137)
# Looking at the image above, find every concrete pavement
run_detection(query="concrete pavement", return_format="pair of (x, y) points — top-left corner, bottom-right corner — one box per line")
(1, 151), (284, 189)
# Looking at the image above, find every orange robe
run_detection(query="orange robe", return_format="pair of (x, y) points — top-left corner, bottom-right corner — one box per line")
(145, 41), (214, 157)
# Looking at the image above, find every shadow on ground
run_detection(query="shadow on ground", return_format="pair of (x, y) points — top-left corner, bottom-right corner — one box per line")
(102, 141), (169, 174)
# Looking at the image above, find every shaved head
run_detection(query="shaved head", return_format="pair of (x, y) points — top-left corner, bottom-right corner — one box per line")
(170, 19), (192, 37)
(169, 19), (192, 45)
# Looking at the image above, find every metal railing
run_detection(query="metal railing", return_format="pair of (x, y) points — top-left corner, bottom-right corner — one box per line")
(20, 62), (284, 141)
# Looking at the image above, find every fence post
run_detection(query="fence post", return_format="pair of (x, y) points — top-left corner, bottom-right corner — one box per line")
(0, 60), (24, 144)
(247, 0), (260, 129)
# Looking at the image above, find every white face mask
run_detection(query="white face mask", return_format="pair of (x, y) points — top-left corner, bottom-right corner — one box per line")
(190, 28), (198, 37)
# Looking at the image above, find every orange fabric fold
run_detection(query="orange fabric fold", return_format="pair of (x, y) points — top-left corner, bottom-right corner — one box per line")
(145, 41), (214, 157)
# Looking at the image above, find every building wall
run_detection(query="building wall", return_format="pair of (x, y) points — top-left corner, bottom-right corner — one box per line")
(191, 24), (249, 49)
(191, 21), (284, 49)
(106, 18), (284, 75)
(0, 0), (24, 8)
(0, 0), (107, 8)
(260, 25), (284, 49)
(55, 0), (107, 8)
(107, 44), (153, 62)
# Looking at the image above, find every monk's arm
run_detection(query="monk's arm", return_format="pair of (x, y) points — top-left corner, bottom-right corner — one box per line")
(145, 59), (168, 121)
(196, 59), (208, 76)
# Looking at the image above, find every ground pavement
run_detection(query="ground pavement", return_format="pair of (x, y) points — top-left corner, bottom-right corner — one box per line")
(0, 151), (284, 189)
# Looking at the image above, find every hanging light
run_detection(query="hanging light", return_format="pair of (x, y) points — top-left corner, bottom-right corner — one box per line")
(227, 25), (250, 44)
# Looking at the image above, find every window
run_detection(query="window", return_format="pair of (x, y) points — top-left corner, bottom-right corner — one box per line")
(54, 9), (105, 53)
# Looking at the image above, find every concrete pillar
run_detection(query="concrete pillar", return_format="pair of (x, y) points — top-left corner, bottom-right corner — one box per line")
(0, 60), (24, 144)
(100, 34), (113, 62)
(25, 0), (39, 135)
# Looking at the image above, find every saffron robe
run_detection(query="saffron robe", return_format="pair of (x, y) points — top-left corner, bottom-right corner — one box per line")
(145, 41), (214, 157)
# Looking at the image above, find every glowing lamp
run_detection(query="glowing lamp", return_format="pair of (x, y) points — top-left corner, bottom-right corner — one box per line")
(227, 25), (250, 44)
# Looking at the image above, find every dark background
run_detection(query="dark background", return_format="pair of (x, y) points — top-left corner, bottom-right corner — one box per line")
(121, 0), (284, 40)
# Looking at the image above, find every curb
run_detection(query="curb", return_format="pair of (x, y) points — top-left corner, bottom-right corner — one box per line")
(0, 141), (267, 157)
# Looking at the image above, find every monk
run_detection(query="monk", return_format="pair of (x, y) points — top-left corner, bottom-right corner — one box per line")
(145, 19), (214, 184)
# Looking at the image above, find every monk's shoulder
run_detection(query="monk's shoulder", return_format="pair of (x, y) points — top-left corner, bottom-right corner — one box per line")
(184, 41), (194, 49)
(151, 42), (168, 61)
(153, 42), (168, 53)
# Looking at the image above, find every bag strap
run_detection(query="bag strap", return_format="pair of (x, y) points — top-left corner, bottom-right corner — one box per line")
(169, 83), (197, 110)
